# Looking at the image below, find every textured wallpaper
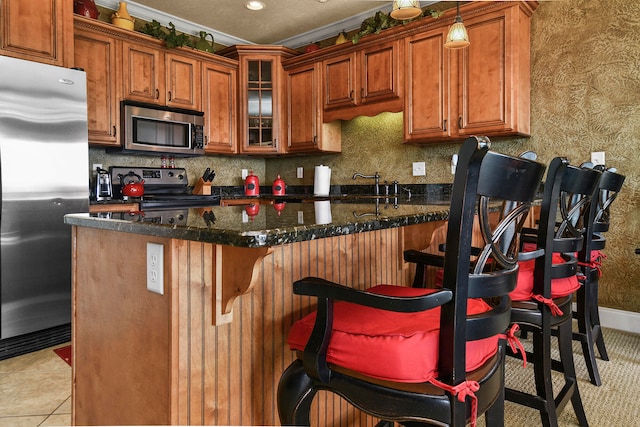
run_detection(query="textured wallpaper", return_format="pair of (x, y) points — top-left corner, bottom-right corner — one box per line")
(527, 0), (640, 312)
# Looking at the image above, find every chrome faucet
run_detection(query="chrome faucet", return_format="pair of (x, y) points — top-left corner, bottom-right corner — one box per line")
(383, 180), (399, 196)
(352, 172), (381, 195)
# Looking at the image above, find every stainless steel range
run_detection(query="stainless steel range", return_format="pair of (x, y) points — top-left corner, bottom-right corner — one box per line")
(109, 166), (220, 210)
(96, 208), (191, 226)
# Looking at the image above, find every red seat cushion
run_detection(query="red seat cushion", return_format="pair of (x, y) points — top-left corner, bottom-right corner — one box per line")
(287, 285), (499, 383)
(510, 244), (581, 301)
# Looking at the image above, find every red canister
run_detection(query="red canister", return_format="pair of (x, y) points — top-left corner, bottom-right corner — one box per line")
(272, 175), (285, 195)
(273, 201), (286, 216)
(245, 171), (260, 196)
(245, 203), (260, 220)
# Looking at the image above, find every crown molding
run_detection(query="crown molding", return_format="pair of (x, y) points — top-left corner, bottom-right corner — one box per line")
(95, 0), (253, 46)
(276, 1), (438, 48)
(275, 4), (392, 48)
(95, 1), (438, 48)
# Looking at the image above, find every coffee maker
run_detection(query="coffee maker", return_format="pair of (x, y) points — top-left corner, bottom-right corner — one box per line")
(95, 167), (112, 201)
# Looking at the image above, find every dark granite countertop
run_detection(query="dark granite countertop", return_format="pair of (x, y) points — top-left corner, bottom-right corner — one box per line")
(66, 194), (452, 248)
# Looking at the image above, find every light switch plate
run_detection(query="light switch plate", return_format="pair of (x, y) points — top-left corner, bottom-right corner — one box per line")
(412, 161), (426, 176)
(591, 151), (605, 166)
(297, 167), (304, 179)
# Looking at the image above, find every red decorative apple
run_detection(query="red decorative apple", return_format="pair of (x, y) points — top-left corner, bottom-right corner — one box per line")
(304, 42), (321, 53)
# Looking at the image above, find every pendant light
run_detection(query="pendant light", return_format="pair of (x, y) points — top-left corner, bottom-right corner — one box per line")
(390, 0), (422, 21)
(444, 2), (469, 49)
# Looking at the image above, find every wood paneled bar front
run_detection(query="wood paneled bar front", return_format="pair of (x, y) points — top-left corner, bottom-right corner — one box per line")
(66, 197), (451, 425)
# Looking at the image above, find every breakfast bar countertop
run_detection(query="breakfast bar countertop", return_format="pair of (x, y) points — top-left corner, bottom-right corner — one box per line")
(64, 195), (452, 248)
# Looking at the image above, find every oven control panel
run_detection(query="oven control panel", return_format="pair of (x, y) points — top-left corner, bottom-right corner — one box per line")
(110, 167), (188, 186)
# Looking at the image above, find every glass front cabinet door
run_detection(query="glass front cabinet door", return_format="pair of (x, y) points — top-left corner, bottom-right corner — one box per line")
(220, 45), (297, 155)
(247, 59), (274, 150)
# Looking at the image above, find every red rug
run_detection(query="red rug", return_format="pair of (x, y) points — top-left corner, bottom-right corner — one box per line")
(54, 345), (72, 366)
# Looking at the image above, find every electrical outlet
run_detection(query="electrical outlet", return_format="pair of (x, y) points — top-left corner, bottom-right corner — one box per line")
(241, 169), (248, 180)
(412, 161), (426, 176)
(92, 163), (102, 173)
(297, 167), (304, 179)
(591, 151), (605, 166)
(146, 242), (164, 295)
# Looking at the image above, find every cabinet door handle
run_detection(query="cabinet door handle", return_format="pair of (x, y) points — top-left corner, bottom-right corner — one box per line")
(443, 119), (447, 132)
(313, 135), (317, 145)
(155, 89), (160, 99)
(168, 91), (172, 101)
(458, 116), (463, 129)
(349, 90), (354, 100)
(112, 125), (117, 137)
(273, 138), (277, 148)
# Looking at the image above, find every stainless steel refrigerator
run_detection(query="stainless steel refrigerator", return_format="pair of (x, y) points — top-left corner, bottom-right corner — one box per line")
(0, 56), (89, 359)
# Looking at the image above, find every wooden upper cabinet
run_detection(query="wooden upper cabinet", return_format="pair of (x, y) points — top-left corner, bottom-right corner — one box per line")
(457, 5), (531, 138)
(404, 1), (534, 143)
(404, 28), (451, 142)
(322, 39), (403, 121)
(165, 52), (201, 110)
(323, 53), (357, 110)
(360, 41), (403, 105)
(122, 41), (201, 111)
(74, 23), (121, 146)
(219, 45), (297, 155)
(122, 41), (166, 104)
(285, 62), (340, 154)
(288, 63), (318, 152)
(242, 55), (280, 154)
(202, 59), (238, 154)
(0, 0), (73, 67)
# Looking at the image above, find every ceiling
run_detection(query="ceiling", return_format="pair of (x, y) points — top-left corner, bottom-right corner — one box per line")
(96, 0), (440, 48)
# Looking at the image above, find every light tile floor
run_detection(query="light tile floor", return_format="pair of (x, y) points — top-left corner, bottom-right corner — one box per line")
(0, 343), (71, 427)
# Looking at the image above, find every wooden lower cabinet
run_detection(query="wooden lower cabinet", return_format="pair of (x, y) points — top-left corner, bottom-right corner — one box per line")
(71, 224), (431, 425)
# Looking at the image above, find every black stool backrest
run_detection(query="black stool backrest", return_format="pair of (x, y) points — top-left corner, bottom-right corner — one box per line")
(533, 159), (601, 297)
(579, 168), (625, 260)
(439, 137), (545, 384)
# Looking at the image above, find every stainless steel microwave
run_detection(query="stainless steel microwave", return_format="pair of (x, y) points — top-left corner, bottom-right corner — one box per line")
(120, 101), (205, 156)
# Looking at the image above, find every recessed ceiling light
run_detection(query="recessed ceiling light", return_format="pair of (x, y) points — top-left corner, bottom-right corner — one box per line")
(245, 1), (265, 11)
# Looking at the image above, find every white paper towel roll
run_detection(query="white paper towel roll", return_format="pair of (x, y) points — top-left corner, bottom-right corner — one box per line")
(314, 201), (332, 225)
(314, 165), (331, 196)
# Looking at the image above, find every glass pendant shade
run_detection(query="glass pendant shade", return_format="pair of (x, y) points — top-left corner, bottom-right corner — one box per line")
(445, 16), (470, 49)
(390, 0), (422, 20)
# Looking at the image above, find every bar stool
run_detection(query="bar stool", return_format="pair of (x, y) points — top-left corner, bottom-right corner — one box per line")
(277, 137), (545, 427)
(506, 158), (601, 427)
(573, 167), (625, 386)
